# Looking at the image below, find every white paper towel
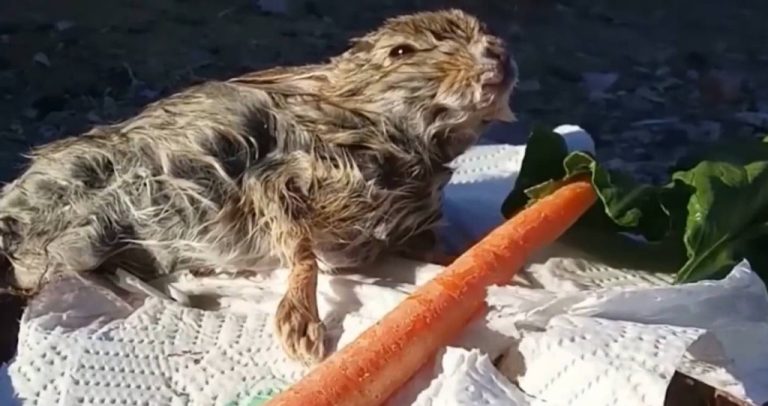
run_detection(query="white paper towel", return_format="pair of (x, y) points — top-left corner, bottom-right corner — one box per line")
(412, 347), (531, 406)
(4, 126), (767, 406)
(8, 260), (766, 406)
(489, 259), (768, 405)
(6, 259), (502, 406)
(516, 317), (702, 406)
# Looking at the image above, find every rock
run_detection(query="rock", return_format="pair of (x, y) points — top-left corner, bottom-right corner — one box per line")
(0, 22), (21, 35)
(171, 15), (206, 27)
(699, 70), (746, 105)
(258, 0), (289, 14)
(655, 66), (671, 77)
(640, 161), (673, 184)
(515, 79), (541, 92)
(137, 88), (160, 101)
(582, 72), (619, 98)
(33, 22), (54, 32)
(604, 158), (626, 171)
(123, 20), (155, 34)
(32, 52), (51, 67)
(546, 64), (582, 83)
(654, 77), (683, 91)
(41, 110), (72, 125)
(102, 96), (117, 115)
(631, 117), (680, 128)
(303, 1), (323, 18)
(101, 65), (134, 92)
(697, 121), (722, 142)
(0, 70), (15, 89)
(620, 129), (657, 146)
(31, 94), (68, 116)
(187, 48), (213, 69)
(38, 124), (60, 139)
(635, 86), (665, 104)
(86, 111), (102, 123)
(622, 93), (655, 112)
(733, 112), (768, 129)
(632, 147), (653, 160)
(657, 126), (690, 148)
(22, 108), (38, 119)
(4, 122), (25, 143)
(757, 100), (768, 113)
(54, 20), (76, 31)
(685, 51), (710, 72)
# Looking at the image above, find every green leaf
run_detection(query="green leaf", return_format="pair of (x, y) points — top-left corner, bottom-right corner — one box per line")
(501, 126), (570, 217)
(672, 160), (768, 282)
(562, 152), (671, 241)
(502, 130), (670, 242)
(501, 128), (768, 284)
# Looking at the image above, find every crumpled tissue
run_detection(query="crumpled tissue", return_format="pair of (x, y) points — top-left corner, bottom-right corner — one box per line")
(489, 259), (768, 405)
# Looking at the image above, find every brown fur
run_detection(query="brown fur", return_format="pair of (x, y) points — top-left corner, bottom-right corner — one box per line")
(0, 9), (516, 364)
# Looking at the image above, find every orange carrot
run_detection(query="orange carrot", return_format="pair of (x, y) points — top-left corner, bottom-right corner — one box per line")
(266, 179), (597, 406)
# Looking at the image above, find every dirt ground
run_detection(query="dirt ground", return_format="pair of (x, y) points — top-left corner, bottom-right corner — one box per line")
(2, 0), (767, 183)
(1, 0), (767, 400)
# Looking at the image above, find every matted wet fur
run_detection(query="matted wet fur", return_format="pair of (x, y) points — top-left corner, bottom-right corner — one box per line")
(0, 9), (516, 364)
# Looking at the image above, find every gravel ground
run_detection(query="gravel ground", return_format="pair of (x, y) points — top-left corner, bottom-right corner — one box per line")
(1, 0), (767, 373)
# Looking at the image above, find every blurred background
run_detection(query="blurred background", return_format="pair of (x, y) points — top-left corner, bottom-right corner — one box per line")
(1, 0), (767, 185)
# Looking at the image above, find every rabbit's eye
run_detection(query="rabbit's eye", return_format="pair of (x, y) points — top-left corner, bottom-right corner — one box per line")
(389, 44), (416, 58)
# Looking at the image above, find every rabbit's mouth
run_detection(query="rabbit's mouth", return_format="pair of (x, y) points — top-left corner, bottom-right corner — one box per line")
(480, 93), (514, 124)
(479, 53), (516, 110)
(482, 55), (517, 89)
(479, 57), (516, 124)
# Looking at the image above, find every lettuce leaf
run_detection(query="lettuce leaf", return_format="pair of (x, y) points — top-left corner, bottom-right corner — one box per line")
(501, 128), (768, 283)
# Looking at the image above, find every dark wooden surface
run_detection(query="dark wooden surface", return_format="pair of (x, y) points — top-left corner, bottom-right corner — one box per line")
(0, 257), (24, 364)
(666, 372), (754, 406)
(0, 294), (23, 365)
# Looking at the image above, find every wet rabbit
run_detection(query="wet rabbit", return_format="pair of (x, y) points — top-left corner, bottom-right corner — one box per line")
(0, 9), (517, 364)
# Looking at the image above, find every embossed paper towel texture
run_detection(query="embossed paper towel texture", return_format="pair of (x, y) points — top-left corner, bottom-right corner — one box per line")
(490, 260), (768, 405)
(10, 262), (765, 406)
(7, 128), (768, 405)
